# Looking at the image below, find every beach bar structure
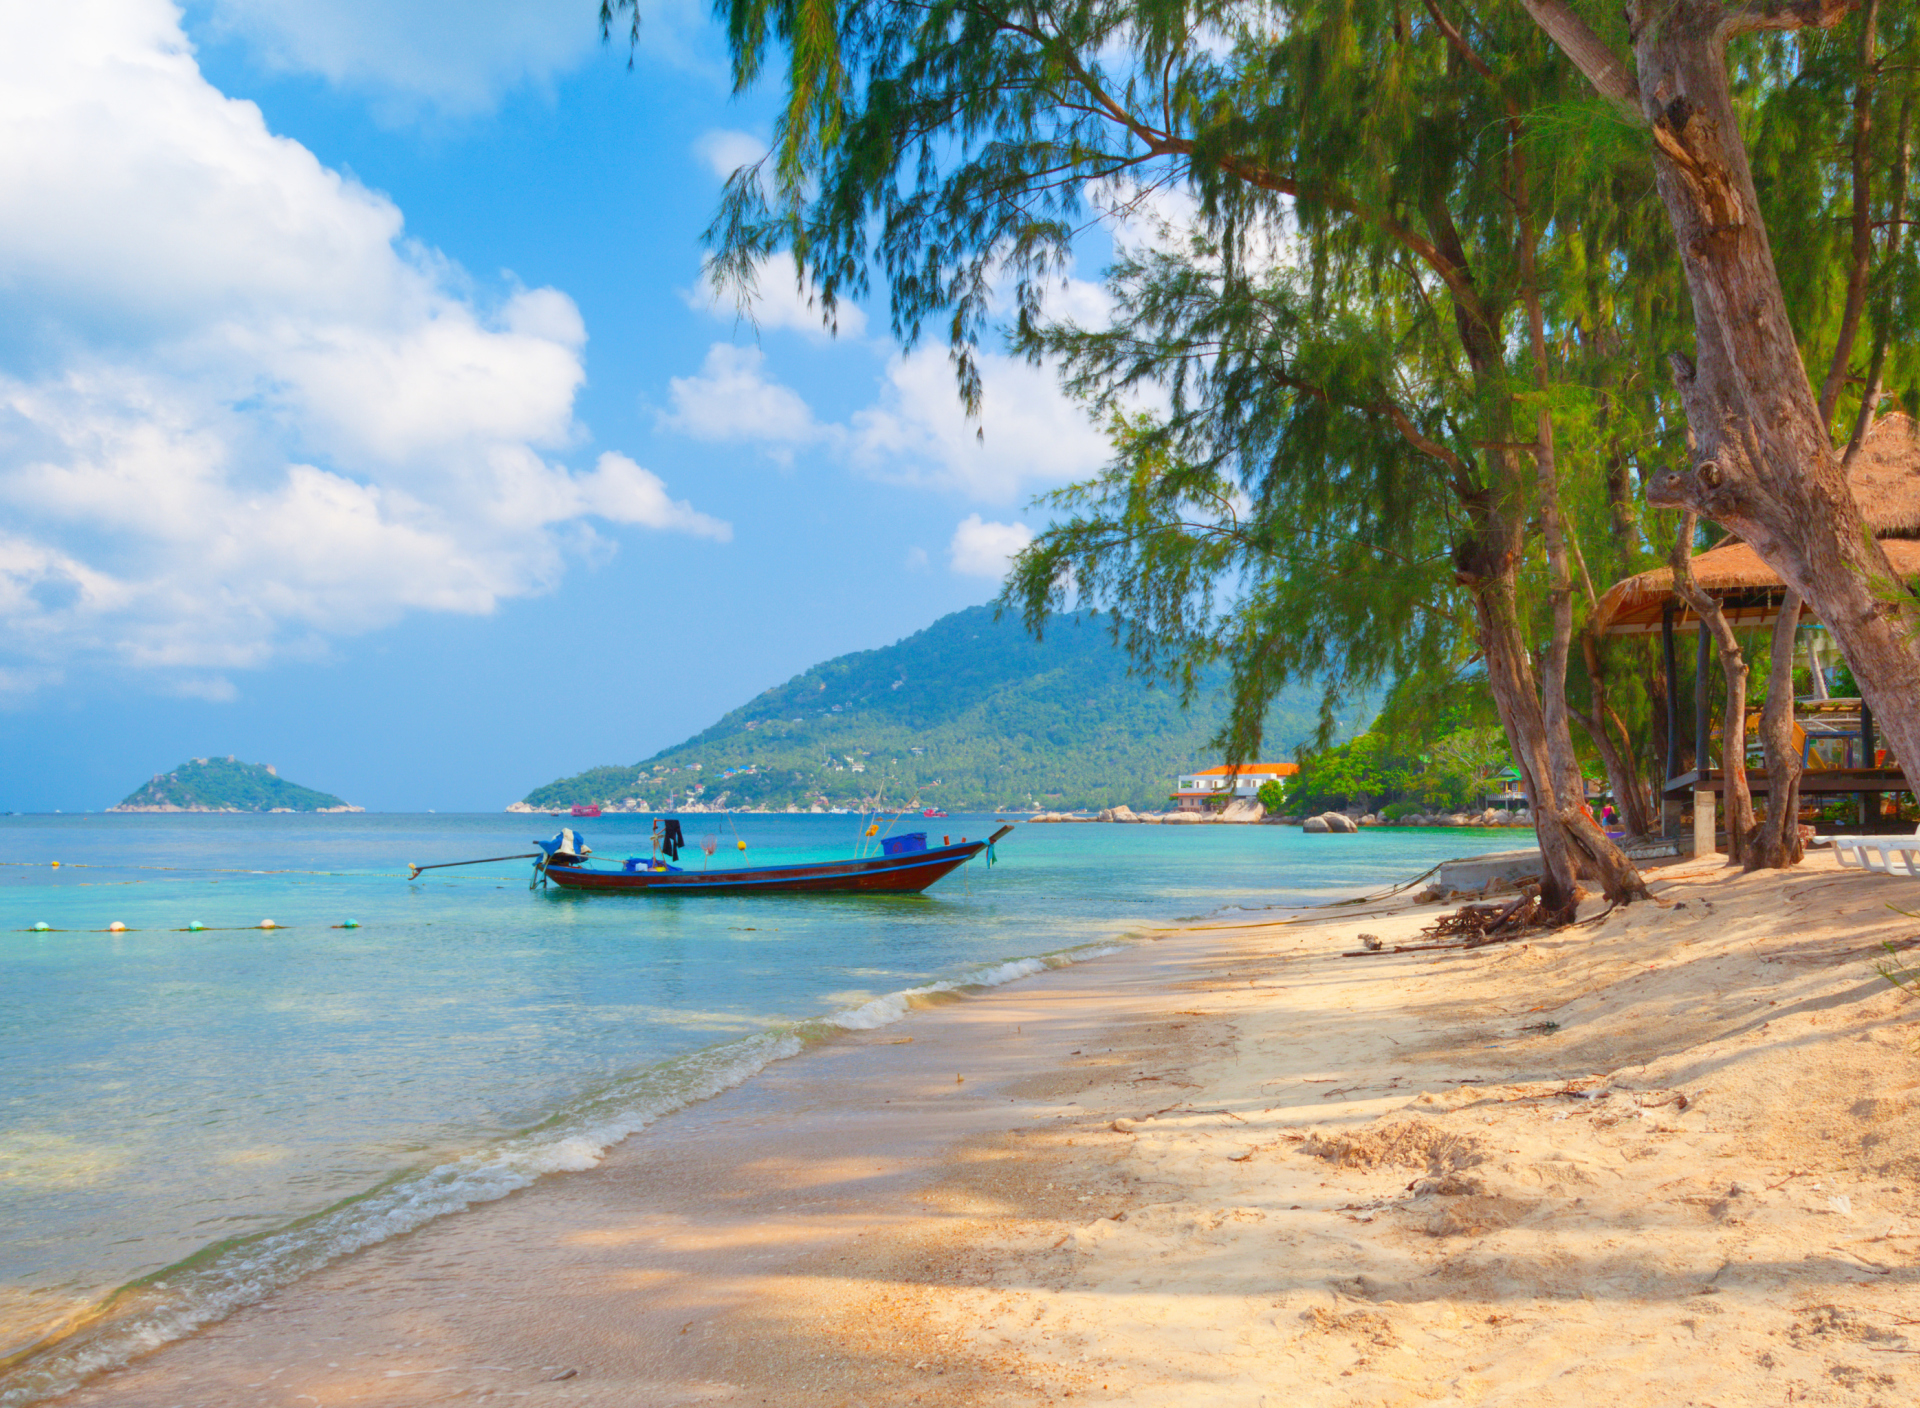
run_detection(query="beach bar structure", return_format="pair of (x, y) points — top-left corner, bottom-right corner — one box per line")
(1589, 415), (1920, 853)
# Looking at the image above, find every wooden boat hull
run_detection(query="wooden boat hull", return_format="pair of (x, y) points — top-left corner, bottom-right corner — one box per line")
(543, 839), (990, 895)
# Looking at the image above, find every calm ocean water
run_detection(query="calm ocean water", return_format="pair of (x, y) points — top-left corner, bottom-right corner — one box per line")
(0, 811), (1526, 1400)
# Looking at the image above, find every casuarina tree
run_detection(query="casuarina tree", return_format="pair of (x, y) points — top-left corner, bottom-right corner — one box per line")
(620, 0), (1661, 910)
(1519, 0), (1920, 835)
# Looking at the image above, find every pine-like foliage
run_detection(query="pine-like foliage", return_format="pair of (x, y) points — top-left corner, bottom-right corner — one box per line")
(604, 0), (1913, 831)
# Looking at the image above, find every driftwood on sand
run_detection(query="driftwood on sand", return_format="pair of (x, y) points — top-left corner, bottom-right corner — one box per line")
(1342, 881), (1564, 956)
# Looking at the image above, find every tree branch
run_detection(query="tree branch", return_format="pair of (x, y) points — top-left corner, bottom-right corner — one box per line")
(1263, 368), (1478, 487)
(1720, 0), (1857, 38)
(1514, 0), (1643, 123)
(1816, 0), (1879, 429)
(1048, 45), (1496, 332)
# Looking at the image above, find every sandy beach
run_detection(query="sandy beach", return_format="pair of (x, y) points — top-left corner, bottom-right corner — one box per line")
(48, 849), (1920, 1407)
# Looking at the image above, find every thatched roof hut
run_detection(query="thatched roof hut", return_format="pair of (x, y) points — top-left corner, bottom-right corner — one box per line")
(1592, 414), (1920, 636)
(1845, 412), (1920, 538)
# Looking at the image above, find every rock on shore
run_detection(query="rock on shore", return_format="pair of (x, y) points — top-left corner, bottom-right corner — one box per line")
(1302, 811), (1357, 833)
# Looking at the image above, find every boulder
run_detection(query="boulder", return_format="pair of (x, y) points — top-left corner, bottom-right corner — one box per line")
(1307, 811), (1356, 833)
(1218, 798), (1265, 823)
(1163, 810), (1203, 824)
(1110, 804), (1140, 822)
(1302, 815), (1330, 833)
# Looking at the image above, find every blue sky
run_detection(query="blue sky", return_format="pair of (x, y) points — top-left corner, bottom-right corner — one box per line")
(0, 0), (1124, 812)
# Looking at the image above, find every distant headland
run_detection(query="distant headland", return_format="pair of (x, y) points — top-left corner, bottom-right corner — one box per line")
(111, 757), (362, 813)
(516, 606), (1376, 815)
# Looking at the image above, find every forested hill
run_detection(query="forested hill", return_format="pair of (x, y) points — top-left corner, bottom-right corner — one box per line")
(112, 757), (361, 812)
(521, 607), (1373, 813)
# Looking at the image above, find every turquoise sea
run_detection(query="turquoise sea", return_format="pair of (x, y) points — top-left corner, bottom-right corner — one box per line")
(0, 811), (1527, 1402)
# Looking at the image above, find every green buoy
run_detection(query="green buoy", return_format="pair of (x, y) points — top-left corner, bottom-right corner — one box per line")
(340, 919), (359, 929)
(188, 921), (205, 931)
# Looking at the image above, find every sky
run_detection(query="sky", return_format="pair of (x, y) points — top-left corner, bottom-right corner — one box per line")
(0, 0), (1129, 812)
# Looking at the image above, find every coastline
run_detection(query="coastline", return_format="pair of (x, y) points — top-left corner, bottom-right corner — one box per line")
(39, 850), (1920, 1406)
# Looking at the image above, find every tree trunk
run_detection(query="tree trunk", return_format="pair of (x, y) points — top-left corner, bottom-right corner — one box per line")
(1816, 0), (1881, 429)
(1471, 569), (1650, 913)
(1512, 137), (1649, 906)
(1473, 581), (1581, 918)
(1748, 590), (1807, 868)
(1571, 701), (1644, 839)
(1844, 88), (1911, 464)
(1671, 513), (1754, 864)
(1526, 0), (1920, 814)
(1576, 631), (1653, 838)
(1620, 0), (1920, 821)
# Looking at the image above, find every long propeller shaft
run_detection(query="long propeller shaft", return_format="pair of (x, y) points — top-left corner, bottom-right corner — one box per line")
(407, 853), (541, 879)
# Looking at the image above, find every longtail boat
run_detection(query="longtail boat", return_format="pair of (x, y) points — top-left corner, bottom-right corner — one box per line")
(532, 823), (1014, 895)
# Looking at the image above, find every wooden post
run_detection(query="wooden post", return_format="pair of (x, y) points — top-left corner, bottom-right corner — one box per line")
(1694, 781), (1717, 857)
(1696, 622), (1715, 853)
(1695, 619), (1712, 776)
(1663, 604), (1683, 837)
(1861, 700), (1877, 828)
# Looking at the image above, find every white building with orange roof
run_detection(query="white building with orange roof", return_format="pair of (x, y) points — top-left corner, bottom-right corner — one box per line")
(1173, 762), (1299, 812)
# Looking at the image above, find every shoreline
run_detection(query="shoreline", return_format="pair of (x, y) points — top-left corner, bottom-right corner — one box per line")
(35, 850), (1920, 1406)
(34, 912), (1248, 1406)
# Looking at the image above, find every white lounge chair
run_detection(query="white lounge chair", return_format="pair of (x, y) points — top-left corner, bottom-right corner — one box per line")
(1823, 834), (1920, 876)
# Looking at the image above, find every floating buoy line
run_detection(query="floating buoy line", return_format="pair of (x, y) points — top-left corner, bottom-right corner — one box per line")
(3, 860), (362, 876)
(17, 919), (365, 933)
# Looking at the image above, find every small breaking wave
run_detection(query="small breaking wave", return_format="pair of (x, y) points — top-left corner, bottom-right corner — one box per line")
(0, 935), (1134, 1405)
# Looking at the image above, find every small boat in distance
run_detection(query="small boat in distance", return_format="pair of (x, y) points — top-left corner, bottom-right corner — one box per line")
(570, 804), (601, 818)
(922, 807), (949, 818)
(536, 823), (1013, 895)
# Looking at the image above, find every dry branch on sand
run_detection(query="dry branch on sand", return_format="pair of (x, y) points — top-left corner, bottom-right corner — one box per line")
(1343, 882), (1571, 956)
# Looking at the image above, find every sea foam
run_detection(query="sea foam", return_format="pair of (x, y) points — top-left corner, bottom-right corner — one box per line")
(0, 936), (1132, 1406)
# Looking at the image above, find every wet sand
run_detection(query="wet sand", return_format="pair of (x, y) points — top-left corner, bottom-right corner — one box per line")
(49, 851), (1920, 1406)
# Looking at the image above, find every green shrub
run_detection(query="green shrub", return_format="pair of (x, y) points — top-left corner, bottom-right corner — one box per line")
(1382, 801), (1424, 821)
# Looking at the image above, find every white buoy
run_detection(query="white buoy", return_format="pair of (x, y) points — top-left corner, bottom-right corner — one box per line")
(108, 921), (126, 932)
(258, 919), (277, 929)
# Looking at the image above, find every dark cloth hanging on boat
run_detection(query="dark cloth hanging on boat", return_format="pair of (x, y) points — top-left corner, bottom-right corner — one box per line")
(660, 818), (685, 861)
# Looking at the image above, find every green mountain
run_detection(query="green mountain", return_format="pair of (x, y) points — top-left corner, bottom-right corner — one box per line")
(521, 607), (1372, 813)
(112, 757), (361, 813)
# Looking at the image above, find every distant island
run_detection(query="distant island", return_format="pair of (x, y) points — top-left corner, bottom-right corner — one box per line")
(518, 606), (1375, 814)
(112, 757), (363, 813)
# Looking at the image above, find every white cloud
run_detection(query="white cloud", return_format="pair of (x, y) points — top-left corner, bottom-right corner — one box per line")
(683, 249), (869, 342)
(0, 0), (726, 694)
(169, 675), (240, 702)
(568, 452), (730, 540)
(693, 128), (768, 180)
(1090, 175), (1298, 274)
(193, 0), (701, 117)
(948, 514), (1033, 579)
(851, 346), (1112, 503)
(660, 336), (1111, 501)
(661, 344), (830, 450)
